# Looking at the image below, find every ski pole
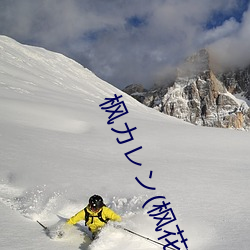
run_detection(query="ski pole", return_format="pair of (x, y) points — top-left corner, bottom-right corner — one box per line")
(122, 227), (176, 250)
(37, 220), (48, 231)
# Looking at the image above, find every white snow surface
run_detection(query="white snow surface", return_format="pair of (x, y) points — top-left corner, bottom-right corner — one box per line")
(0, 35), (250, 250)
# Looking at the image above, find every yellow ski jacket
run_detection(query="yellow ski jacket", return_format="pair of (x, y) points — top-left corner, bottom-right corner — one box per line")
(67, 206), (121, 233)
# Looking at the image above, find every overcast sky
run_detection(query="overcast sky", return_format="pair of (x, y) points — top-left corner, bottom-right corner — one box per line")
(0, 0), (249, 89)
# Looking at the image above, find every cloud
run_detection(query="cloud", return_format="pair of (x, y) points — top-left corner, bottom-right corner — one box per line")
(208, 4), (250, 69)
(200, 18), (240, 45)
(0, 0), (249, 89)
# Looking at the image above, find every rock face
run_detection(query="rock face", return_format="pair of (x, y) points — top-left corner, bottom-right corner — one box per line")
(123, 49), (250, 130)
(123, 84), (147, 103)
(217, 66), (250, 100)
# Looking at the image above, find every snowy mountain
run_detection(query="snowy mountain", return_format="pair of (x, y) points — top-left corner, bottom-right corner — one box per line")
(124, 49), (250, 130)
(0, 36), (250, 250)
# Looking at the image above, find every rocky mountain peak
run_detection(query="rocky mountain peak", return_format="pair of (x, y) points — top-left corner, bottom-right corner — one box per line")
(123, 49), (250, 130)
(177, 49), (210, 78)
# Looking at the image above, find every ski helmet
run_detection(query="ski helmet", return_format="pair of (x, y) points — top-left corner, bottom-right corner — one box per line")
(89, 195), (104, 211)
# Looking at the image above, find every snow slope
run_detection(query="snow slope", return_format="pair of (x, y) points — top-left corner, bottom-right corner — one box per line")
(0, 36), (250, 250)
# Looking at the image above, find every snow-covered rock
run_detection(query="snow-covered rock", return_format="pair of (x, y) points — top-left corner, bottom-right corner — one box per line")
(124, 49), (250, 130)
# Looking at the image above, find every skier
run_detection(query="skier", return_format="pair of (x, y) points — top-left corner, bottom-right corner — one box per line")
(66, 194), (122, 239)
